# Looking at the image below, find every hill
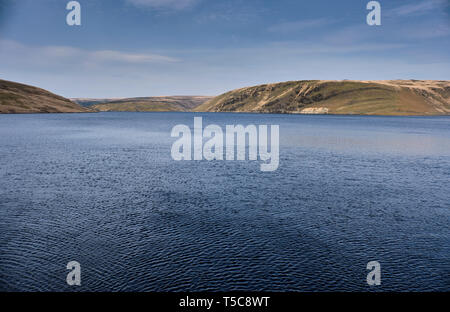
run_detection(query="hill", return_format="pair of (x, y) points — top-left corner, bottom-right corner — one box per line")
(0, 79), (91, 114)
(71, 98), (124, 107)
(194, 80), (450, 115)
(82, 96), (213, 112)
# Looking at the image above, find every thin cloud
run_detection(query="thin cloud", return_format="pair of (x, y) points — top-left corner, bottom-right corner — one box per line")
(125, 0), (200, 10)
(400, 22), (450, 39)
(387, 0), (448, 17)
(264, 41), (407, 55)
(0, 40), (179, 66)
(91, 50), (179, 63)
(268, 18), (335, 33)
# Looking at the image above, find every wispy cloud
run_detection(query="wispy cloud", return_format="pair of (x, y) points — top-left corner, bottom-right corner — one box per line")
(264, 41), (407, 55)
(194, 1), (267, 25)
(268, 18), (335, 33)
(323, 18), (450, 46)
(91, 50), (178, 64)
(399, 21), (450, 39)
(0, 40), (179, 66)
(387, 0), (448, 17)
(125, 0), (200, 10)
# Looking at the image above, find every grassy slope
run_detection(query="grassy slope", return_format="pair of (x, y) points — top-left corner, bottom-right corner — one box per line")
(0, 79), (90, 113)
(71, 98), (123, 107)
(90, 96), (213, 112)
(0, 80), (90, 114)
(195, 80), (450, 115)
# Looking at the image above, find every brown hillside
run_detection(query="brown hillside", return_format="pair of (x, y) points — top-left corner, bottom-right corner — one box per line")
(195, 80), (450, 115)
(0, 79), (91, 114)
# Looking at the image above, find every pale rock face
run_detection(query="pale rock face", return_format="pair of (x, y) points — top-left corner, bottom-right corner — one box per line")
(298, 107), (329, 114)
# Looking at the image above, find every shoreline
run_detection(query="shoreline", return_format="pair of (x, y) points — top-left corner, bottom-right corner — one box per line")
(1, 110), (450, 117)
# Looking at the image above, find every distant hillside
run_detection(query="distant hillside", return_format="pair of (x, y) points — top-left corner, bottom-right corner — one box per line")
(195, 80), (450, 115)
(0, 79), (90, 114)
(71, 98), (124, 107)
(85, 96), (213, 112)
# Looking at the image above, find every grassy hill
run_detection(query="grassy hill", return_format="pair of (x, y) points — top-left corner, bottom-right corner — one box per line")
(81, 96), (213, 112)
(0, 79), (91, 114)
(71, 98), (124, 107)
(195, 80), (450, 115)
(3, 79), (449, 115)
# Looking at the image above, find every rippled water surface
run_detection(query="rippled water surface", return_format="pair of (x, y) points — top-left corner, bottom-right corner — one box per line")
(0, 112), (449, 291)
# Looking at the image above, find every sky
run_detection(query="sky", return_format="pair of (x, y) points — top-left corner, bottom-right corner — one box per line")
(0, 0), (449, 98)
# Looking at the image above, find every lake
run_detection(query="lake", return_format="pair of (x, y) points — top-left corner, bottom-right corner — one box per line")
(0, 112), (449, 291)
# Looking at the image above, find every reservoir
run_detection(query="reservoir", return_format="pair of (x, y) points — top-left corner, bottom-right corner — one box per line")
(0, 112), (449, 291)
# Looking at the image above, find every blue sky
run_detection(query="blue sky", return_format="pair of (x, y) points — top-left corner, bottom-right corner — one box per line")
(0, 0), (449, 97)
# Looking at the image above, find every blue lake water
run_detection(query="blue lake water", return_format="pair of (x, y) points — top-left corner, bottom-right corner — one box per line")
(0, 112), (449, 291)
